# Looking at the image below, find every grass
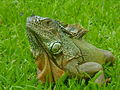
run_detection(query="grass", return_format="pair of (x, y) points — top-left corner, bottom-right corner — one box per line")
(0, 0), (120, 89)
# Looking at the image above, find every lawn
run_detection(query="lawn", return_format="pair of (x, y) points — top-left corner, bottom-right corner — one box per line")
(0, 0), (120, 90)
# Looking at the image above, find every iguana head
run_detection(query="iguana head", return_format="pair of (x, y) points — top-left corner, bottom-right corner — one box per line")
(26, 16), (63, 56)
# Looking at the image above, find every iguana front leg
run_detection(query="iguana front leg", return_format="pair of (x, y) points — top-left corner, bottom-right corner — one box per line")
(76, 62), (105, 84)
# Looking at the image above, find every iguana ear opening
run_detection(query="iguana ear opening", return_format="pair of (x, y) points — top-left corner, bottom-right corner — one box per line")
(64, 24), (88, 38)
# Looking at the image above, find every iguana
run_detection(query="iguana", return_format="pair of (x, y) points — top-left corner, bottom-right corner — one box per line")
(26, 15), (114, 83)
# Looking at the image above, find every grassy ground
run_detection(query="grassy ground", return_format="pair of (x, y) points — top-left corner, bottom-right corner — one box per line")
(0, 0), (120, 89)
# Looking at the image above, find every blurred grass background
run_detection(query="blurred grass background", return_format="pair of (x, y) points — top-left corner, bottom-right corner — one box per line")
(0, 0), (120, 89)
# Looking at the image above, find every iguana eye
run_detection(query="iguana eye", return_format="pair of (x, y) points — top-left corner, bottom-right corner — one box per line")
(48, 41), (62, 54)
(41, 19), (52, 25)
(46, 20), (51, 25)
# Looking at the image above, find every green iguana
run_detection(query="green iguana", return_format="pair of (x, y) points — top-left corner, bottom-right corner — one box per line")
(26, 15), (114, 83)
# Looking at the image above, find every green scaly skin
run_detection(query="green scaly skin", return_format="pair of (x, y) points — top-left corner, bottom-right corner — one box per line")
(26, 16), (114, 83)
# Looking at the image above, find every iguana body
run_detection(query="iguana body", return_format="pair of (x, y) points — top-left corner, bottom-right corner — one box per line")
(26, 16), (114, 83)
